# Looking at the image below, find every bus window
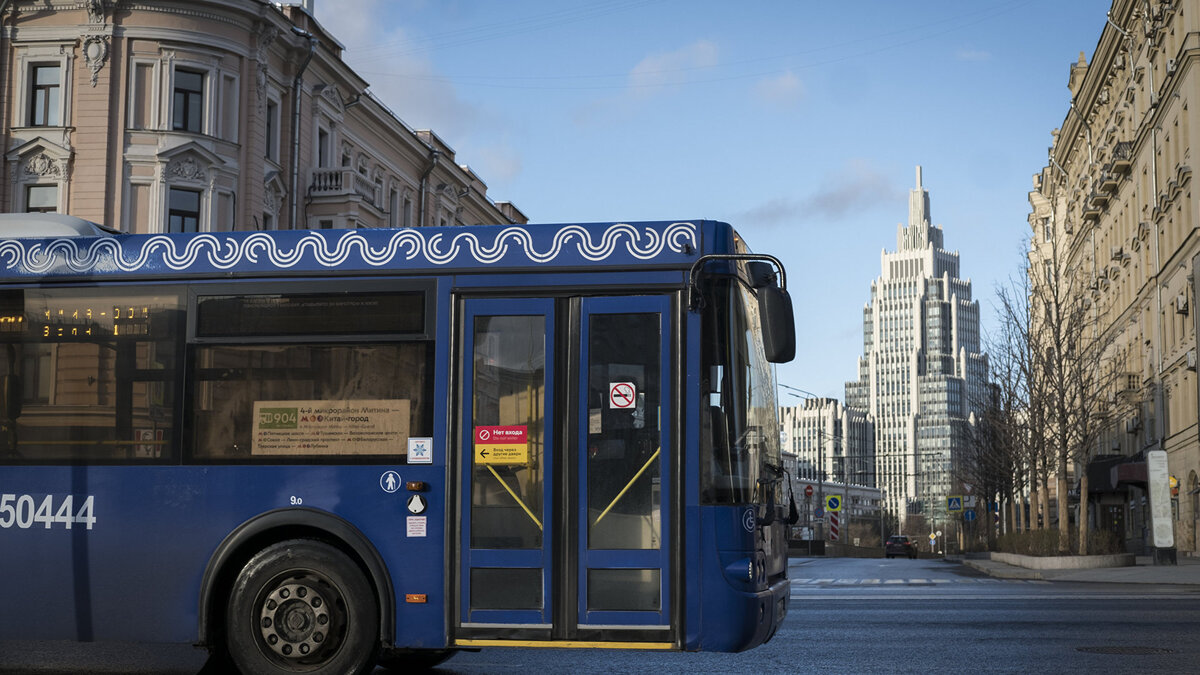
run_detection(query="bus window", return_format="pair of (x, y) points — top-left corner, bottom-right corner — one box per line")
(189, 289), (434, 460)
(698, 278), (781, 504)
(190, 343), (433, 459)
(0, 287), (184, 462)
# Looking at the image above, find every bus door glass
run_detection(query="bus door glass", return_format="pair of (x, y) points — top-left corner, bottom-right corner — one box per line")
(460, 298), (554, 627)
(577, 296), (671, 628)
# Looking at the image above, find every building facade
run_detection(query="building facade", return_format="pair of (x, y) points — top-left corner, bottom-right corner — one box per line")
(1027, 0), (1198, 556)
(846, 167), (989, 534)
(780, 397), (875, 488)
(0, 0), (525, 232)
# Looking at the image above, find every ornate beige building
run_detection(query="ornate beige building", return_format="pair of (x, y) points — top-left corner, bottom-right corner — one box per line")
(0, 0), (525, 232)
(1028, 0), (1197, 556)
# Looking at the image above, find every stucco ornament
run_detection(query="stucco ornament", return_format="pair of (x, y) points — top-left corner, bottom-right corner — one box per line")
(85, 0), (106, 24)
(24, 153), (65, 179)
(168, 157), (207, 182)
(83, 35), (109, 87)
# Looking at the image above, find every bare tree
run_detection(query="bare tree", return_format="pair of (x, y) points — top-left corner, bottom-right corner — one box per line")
(1027, 223), (1121, 554)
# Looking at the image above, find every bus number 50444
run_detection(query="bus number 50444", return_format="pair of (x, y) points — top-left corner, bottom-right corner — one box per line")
(0, 494), (96, 530)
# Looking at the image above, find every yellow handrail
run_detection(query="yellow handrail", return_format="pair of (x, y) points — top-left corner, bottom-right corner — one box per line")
(593, 447), (660, 526)
(486, 464), (543, 531)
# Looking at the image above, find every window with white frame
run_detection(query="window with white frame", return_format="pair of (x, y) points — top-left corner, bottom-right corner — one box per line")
(167, 187), (201, 233)
(27, 64), (61, 127)
(25, 185), (58, 213)
(172, 68), (205, 133)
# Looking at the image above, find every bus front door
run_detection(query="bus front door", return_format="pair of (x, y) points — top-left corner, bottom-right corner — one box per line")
(457, 295), (672, 645)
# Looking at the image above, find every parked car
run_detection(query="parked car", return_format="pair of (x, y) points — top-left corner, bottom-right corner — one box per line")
(885, 534), (918, 559)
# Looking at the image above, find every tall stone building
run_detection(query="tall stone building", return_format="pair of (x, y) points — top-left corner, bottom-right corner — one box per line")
(780, 397), (875, 487)
(1028, 0), (1198, 557)
(0, 0), (524, 231)
(846, 168), (989, 533)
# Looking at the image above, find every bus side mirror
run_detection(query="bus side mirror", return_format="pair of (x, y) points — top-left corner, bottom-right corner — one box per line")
(1, 374), (20, 420)
(758, 285), (795, 364)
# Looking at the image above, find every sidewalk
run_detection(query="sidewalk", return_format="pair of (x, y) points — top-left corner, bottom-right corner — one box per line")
(961, 553), (1200, 585)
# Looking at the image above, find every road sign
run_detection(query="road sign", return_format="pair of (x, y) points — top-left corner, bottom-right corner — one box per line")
(964, 509), (977, 522)
(815, 507), (825, 519)
(804, 484), (814, 497)
(825, 495), (842, 512)
(947, 495), (963, 512)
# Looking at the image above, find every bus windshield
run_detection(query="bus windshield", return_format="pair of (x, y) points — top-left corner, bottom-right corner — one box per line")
(700, 276), (782, 505)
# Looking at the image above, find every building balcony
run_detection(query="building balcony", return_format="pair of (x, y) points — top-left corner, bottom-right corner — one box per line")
(1098, 172), (1119, 194)
(1110, 141), (1133, 175)
(308, 167), (379, 206)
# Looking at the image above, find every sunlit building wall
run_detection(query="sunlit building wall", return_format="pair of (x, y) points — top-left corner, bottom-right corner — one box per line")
(0, 0), (524, 231)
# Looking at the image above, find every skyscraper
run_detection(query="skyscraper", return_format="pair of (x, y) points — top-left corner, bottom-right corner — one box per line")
(845, 167), (989, 533)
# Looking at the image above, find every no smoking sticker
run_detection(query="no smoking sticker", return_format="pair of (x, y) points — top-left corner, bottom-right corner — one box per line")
(609, 382), (636, 409)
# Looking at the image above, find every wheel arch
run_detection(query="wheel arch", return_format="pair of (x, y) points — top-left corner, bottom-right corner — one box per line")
(197, 506), (396, 650)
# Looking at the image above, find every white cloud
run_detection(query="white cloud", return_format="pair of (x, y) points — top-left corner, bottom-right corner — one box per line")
(573, 40), (720, 126)
(316, 2), (486, 141)
(627, 40), (719, 95)
(737, 159), (904, 227)
(474, 143), (523, 184)
(754, 71), (804, 107)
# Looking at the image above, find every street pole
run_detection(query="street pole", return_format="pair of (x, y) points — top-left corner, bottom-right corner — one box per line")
(818, 433), (825, 541)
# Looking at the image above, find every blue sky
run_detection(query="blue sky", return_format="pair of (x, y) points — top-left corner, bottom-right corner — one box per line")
(317, 1), (1110, 401)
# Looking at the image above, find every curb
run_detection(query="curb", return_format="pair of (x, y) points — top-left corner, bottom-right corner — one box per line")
(963, 559), (1044, 580)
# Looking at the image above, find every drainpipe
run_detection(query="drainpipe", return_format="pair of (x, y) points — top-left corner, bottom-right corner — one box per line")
(417, 148), (440, 229)
(288, 26), (317, 230)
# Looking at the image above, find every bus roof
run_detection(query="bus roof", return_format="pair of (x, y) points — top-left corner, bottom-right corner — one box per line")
(0, 219), (740, 281)
(0, 213), (118, 238)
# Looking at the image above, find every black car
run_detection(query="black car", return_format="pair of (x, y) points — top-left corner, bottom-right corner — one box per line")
(885, 534), (918, 559)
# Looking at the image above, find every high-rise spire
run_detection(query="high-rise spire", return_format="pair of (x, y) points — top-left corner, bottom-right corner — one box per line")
(908, 165), (930, 229)
(899, 165), (934, 250)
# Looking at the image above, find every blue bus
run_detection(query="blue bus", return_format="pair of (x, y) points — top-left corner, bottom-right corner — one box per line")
(0, 215), (795, 674)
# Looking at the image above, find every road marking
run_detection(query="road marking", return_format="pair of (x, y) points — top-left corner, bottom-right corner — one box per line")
(791, 578), (1049, 587)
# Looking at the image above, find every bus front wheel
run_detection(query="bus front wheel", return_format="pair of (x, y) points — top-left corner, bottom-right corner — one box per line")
(225, 539), (379, 675)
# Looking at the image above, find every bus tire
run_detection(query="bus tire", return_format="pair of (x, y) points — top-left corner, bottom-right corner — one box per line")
(225, 539), (379, 675)
(376, 649), (457, 672)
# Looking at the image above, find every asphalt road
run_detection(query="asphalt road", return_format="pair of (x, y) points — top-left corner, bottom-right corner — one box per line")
(4, 557), (1198, 674)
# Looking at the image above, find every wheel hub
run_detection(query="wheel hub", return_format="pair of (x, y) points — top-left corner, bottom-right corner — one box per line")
(259, 582), (330, 660)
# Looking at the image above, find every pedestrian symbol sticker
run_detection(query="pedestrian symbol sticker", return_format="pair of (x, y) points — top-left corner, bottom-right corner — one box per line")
(380, 470), (402, 493)
(609, 382), (636, 409)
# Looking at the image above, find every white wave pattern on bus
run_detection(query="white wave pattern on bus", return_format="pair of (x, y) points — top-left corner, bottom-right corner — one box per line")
(0, 222), (699, 274)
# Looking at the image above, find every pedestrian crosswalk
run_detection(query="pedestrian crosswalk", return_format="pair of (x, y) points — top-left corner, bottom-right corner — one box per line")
(790, 577), (1049, 586)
